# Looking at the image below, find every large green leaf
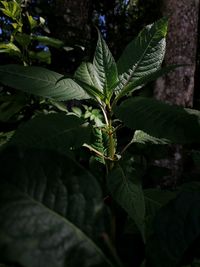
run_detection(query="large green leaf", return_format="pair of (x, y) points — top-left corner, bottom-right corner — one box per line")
(75, 62), (102, 91)
(115, 97), (200, 143)
(116, 18), (167, 96)
(144, 188), (177, 238)
(0, 64), (90, 101)
(93, 30), (118, 98)
(6, 113), (91, 153)
(0, 148), (113, 267)
(115, 65), (178, 100)
(146, 185), (200, 267)
(74, 62), (104, 100)
(107, 165), (145, 240)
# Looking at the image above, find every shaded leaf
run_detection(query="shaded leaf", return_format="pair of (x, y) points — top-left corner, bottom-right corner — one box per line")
(29, 50), (51, 64)
(31, 35), (64, 48)
(0, 93), (27, 122)
(0, 148), (113, 267)
(7, 113), (91, 153)
(107, 165), (145, 240)
(133, 130), (170, 145)
(144, 188), (177, 226)
(115, 97), (200, 143)
(0, 64), (90, 101)
(146, 188), (200, 267)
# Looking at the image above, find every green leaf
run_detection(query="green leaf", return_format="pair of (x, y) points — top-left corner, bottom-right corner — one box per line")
(115, 97), (200, 143)
(75, 62), (101, 89)
(0, 131), (14, 147)
(133, 130), (170, 145)
(15, 33), (31, 47)
(146, 187), (200, 267)
(0, 93), (27, 122)
(0, 148), (113, 267)
(107, 165), (145, 240)
(116, 18), (167, 96)
(144, 189), (177, 211)
(144, 188), (177, 238)
(124, 186), (177, 238)
(29, 50), (51, 64)
(93, 30), (118, 99)
(0, 0), (21, 20)
(7, 114), (91, 153)
(91, 127), (106, 164)
(27, 15), (38, 30)
(0, 64), (90, 101)
(115, 65), (178, 100)
(0, 42), (21, 57)
(74, 62), (104, 99)
(31, 35), (64, 48)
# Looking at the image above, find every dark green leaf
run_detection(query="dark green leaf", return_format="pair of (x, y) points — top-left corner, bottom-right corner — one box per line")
(91, 127), (106, 164)
(0, 148), (113, 267)
(107, 165), (145, 240)
(146, 188), (200, 267)
(115, 97), (200, 143)
(0, 65), (90, 101)
(116, 18), (167, 96)
(115, 65), (178, 100)
(29, 50), (51, 64)
(0, 93), (27, 122)
(31, 35), (64, 48)
(93, 30), (118, 98)
(144, 188), (177, 236)
(75, 62), (102, 91)
(133, 130), (170, 145)
(7, 114), (91, 153)
(15, 33), (31, 47)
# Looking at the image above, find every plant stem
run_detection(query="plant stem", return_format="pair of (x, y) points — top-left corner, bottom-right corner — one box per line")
(106, 103), (116, 170)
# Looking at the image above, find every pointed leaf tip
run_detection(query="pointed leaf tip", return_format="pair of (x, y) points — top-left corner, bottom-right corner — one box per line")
(93, 29), (118, 99)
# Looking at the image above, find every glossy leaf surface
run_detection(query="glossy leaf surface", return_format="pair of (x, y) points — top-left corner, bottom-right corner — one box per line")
(0, 65), (90, 101)
(116, 18), (167, 96)
(93, 30), (118, 98)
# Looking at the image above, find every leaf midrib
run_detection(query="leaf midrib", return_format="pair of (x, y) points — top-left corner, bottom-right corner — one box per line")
(0, 68), (62, 85)
(119, 24), (164, 94)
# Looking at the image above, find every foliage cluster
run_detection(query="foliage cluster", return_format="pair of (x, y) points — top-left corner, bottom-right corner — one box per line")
(0, 4), (200, 267)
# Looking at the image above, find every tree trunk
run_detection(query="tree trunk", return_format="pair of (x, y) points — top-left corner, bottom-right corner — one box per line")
(49, 0), (90, 45)
(47, 0), (91, 74)
(154, 0), (199, 107)
(153, 0), (199, 187)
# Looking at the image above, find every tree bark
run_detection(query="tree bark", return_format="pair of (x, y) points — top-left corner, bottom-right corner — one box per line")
(154, 0), (199, 107)
(153, 0), (199, 187)
(47, 0), (91, 74)
(49, 0), (90, 45)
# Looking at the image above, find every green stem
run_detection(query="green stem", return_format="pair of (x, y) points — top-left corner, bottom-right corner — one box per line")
(106, 103), (115, 170)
